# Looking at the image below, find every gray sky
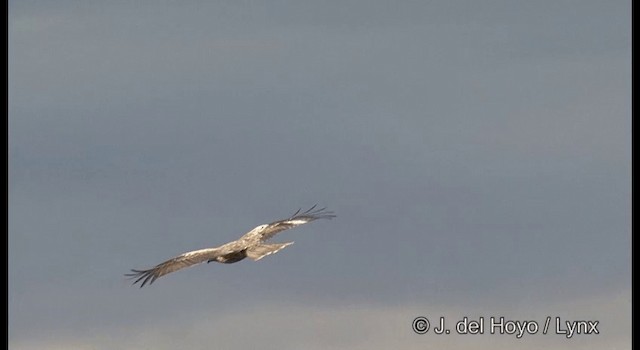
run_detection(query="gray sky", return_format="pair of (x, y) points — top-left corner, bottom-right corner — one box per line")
(9, 1), (630, 349)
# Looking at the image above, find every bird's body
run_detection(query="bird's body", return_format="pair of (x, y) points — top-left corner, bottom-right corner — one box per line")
(126, 206), (335, 287)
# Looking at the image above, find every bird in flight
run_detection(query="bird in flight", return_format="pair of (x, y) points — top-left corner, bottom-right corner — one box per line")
(126, 205), (335, 287)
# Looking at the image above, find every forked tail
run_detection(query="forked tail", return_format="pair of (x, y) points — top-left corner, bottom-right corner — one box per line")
(246, 242), (294, 261)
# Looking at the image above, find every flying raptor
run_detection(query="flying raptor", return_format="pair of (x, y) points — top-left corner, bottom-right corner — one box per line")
(126, 205), (335, 287)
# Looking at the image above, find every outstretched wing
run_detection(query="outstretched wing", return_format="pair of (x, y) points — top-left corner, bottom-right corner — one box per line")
(125, 247), (221, 288)
(250, 205), (336, 242)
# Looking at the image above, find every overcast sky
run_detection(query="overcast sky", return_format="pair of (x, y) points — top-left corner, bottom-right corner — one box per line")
(9, 1), (630, 349)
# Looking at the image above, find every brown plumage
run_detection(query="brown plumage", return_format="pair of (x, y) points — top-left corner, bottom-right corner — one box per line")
(125, 205), (335, 287)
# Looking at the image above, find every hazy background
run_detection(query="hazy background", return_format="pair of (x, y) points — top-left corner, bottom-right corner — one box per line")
(9, 1), (630, 349)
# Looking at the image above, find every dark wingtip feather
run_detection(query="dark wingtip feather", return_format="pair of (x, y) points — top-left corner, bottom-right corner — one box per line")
(291, 205), (336, 221)
(304, 204), (318, 214)
(125, 268), (157, 288)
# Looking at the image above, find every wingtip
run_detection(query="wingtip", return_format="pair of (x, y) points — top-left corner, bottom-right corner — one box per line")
(125, 268), (156, 288)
